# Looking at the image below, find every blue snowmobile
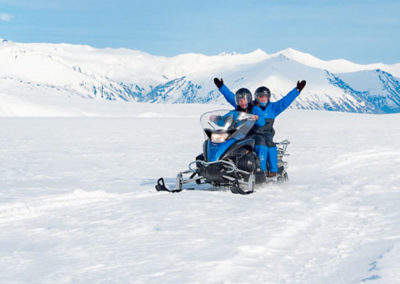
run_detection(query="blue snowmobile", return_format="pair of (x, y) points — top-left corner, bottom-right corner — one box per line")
(155, 109), (290, 194)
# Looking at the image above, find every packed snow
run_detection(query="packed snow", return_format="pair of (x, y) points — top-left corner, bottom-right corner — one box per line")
(0, 99), (399, 283)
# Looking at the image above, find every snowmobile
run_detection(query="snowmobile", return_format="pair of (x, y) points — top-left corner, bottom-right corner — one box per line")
(155, 109), (290, 195)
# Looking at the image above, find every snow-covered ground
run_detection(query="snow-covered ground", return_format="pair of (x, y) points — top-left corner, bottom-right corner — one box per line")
(0, 101), (399, 283)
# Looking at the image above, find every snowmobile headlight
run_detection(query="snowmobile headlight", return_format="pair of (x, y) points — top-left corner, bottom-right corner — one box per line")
(211, 133), (229, 143)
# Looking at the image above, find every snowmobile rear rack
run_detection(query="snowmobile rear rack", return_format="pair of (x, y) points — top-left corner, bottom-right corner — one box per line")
(277, 139), (290, 156)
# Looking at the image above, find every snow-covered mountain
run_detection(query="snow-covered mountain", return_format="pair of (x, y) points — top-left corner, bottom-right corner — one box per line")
(1, 39), (400, 113)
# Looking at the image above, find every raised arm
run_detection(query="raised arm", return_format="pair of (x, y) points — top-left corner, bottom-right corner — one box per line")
(214, 78), (237, 108)
(270, 80), (306, 116)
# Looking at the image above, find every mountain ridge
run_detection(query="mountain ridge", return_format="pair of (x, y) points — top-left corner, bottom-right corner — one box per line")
(1, 40), (400, 113)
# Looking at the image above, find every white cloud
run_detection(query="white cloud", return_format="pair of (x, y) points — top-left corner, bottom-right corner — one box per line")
(0, 13), (13, 22)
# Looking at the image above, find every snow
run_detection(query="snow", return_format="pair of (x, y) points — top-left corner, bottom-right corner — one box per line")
(276, 48), (400, 77)
(0, 40), (269, 85)
(1, 40), (400, 113)
(0, 100), (399, 283)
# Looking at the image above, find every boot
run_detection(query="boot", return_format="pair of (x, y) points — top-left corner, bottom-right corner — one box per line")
(255, 171), (267, 183)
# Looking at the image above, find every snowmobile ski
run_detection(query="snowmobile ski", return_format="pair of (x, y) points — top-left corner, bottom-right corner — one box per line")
(155, 177), (182, 193)
(230, 180), (254, 195)
(155, 177), (197, 193)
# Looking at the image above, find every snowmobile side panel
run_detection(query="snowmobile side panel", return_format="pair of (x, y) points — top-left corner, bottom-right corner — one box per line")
(202, 141), (208, 161)
(220, 138), (255, 160)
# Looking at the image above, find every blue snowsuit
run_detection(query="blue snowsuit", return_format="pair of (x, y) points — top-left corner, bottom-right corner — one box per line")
(219, 84), (300, 173)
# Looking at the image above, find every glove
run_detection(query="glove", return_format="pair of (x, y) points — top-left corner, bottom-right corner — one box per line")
(214, 78), (224, 89)
(297, 80), (306, 92)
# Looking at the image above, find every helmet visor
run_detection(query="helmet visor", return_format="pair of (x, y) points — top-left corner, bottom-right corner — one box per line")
(237, 94), (248, 101)
(257, 93), (269, 98)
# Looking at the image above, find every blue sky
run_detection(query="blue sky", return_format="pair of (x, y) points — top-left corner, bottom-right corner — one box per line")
(0, 0), (399, 64)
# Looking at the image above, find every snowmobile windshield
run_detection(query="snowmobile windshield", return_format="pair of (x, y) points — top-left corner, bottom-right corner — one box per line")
(200, 110), (255, 140)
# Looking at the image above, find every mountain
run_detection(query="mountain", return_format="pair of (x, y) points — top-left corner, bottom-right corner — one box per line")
(1, 39), (400, 113)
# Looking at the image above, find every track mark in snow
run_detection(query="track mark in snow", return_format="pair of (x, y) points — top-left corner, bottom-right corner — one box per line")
(361, 246), (394, 283)
(0, 189), (119, 224)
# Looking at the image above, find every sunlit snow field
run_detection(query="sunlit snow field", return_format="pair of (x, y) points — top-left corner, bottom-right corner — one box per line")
(0, 98), (399, 283)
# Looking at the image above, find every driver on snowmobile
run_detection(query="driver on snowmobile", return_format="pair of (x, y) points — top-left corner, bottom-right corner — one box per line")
(214, 78), (268, 180)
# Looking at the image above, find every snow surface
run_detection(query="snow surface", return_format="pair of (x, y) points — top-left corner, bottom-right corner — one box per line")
(0, 100), (399, 283)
